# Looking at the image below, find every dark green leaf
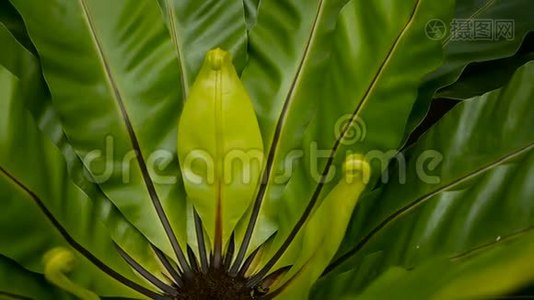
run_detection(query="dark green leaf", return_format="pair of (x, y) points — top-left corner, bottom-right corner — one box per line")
(9, 0), (188, 262)
(157, 0), (249, 90)
(0, 0), (36, 55)
(319, 61), (534, 296)
(0, 254), (69, 300)
(437, 38), (534, 99)
(0, 65), (156, 297)
(347, 232), (534, 299)
(407, 0), (534, 135)
(255, 0), (454, 273)
(232, 0), (352, 266)
(0, 22), (176, 284)
(243, 0), (260, 30)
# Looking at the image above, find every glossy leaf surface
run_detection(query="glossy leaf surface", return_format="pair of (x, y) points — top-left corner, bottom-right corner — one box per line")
(9, 0), (188, 258)
(0, 0), (532, 298)
(0, 65), (153, 297)
(407, 0), (534, 133)
(315, 61), (534, 297)
(0, 21), (167, 282)
(258, 0), (455, 269)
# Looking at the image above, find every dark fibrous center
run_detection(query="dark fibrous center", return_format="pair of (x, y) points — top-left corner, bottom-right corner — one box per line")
(175, 268), (257, 300)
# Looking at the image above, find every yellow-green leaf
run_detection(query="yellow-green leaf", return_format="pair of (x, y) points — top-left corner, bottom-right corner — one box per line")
(267, 155), (371, 299)
(177, 48), (264, 266)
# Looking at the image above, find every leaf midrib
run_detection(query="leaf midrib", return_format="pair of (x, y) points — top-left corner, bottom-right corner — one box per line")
(164, 0), (189, 99)
(233, 0), (329, 272)
(0, 166), (163, 299)
(259, 0), (328, 201)
(450, 226), (534, 262)
(250, 0), (425, 282)
(77, 0), (190, 273)
(0, 290), (31, 300)
(442, 0), (497, 46)
(333, 0), (425, 151)
(324, 142), (534, 275)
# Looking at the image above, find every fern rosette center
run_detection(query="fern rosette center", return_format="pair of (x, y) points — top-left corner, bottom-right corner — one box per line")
(145, 49), (372, 299)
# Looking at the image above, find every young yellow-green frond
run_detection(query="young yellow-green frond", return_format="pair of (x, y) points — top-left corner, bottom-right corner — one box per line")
(44, 248), (99, 300)
(177, 48), (264, 266)
(272, 155), (370, 299)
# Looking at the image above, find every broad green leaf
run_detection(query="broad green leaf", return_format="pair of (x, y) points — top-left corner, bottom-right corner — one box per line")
(407, 0), (534, 134)
(257, 0), (454, 272)
(348, 232), (534, 299)
(0, 23), (171, 284)
(0, 23), (45, 113)
(0, 175), (64, 273)
(177, 49), (264, 266)
(0, 254), (69, 300)
(0, 0), (36, 55)
(232, 0), (352, 267)
(0, 66), (156, 297)
(9, 0), (189, 261)
(437, 44), (534, 99)
(241, 0), (349, 174)
(318, 61), (534, 295)
(157, 0), (248, 92)
(243, 0), (260, 30)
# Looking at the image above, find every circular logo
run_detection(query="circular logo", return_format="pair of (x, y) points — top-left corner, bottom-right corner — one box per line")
(335, 114), (366, 146)
(425, 19), (447, 40)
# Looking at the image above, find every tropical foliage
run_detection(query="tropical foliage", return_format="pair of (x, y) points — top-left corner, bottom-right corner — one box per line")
(0, 0), (532, 299)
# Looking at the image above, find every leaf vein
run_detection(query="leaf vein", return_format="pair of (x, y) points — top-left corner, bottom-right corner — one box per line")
(77, 0), (190, 274)
(324, 142), (534, 275)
